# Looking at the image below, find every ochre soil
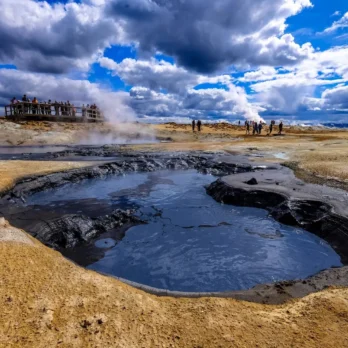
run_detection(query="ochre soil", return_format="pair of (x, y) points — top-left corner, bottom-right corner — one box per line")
(1, 120), (348, 347)
(1, 229), (348, 348)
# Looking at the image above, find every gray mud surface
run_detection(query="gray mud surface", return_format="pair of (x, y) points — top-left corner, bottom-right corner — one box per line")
(1, 146), (348, 304)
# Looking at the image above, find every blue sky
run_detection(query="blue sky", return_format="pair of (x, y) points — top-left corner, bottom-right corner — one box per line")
(0, 0), (347, 124)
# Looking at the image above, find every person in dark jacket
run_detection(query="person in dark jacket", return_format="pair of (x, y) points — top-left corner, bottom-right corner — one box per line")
(245, 121), (250, 135)
(192, 120), (196, 132)
(279, 121), (283, 134)
(253, 121), (258, 135)
(269, 121), (273, 135)
(197, 120), (202, 132)
(22, 94), (28, 113)
(258, 121), (263, 135)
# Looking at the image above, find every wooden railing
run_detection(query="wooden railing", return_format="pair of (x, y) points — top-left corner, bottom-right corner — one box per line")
(5, 103), (104, 122)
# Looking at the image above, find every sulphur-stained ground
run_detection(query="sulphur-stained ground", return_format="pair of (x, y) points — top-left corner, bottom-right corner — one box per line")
(1, 120), (348, 347)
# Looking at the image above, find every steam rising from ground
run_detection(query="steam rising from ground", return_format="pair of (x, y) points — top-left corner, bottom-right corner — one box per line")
(98, 92), (137, 124)
(79, 92), (157, 145)
(78, 123), (157, 146)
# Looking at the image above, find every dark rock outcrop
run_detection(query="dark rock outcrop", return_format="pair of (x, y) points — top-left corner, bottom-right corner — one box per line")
(32, 209), (142, 249)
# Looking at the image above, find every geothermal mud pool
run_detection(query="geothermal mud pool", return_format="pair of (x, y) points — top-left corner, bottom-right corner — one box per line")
(63, 171), (341, 291)
(1, 149), (348, 302)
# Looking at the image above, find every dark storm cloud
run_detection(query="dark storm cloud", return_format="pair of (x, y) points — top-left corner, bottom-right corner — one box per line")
(0, 0), (313, 75)
(0, 0), (120, 74)
(106, 0), (313, 73)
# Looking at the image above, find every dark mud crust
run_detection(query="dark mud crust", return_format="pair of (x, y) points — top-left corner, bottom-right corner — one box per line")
(30, 210), (143, 249)
(2, 152), (348, 305)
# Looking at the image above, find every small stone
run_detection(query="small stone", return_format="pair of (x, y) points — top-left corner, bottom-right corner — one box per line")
(245, 178), (258, 185)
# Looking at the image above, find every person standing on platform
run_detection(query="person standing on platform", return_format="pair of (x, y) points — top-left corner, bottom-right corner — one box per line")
(11, 97), (18, 115)
(32, 97), (39, 114)
(54, 101), (59, 116)
(22, 94), (28, 113)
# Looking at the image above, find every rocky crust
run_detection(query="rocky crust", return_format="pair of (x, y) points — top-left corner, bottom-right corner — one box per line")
(206, 167), (348, 264)
(0, 153), (255, 251)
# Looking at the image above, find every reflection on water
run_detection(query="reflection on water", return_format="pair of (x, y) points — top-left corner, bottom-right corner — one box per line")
(0, 145), (69, 154)
(28, 170), (342, 292)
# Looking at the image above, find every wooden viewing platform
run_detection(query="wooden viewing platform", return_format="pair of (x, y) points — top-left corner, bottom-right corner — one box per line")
(4, 103), (104, 122)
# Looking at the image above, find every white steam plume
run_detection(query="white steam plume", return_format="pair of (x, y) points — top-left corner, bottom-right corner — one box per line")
(226, 83), (264, 122)
(97, 91), (137, 124)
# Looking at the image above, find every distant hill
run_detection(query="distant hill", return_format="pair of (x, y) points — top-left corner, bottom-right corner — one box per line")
(322, 123), (348, 129)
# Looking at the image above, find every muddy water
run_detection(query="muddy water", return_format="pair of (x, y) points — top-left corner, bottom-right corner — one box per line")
(26, 170), (341, 292)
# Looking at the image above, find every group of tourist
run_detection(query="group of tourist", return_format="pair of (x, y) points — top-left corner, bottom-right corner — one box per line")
(11, 95), (77, 116)
(9, 95), (101, 119)
(244, 120), (283, 136)
(192, 120), (202, 132)
(190, 119), (284, 136)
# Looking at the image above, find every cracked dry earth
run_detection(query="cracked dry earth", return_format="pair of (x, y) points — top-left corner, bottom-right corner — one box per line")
(1, 225), (348, 348)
